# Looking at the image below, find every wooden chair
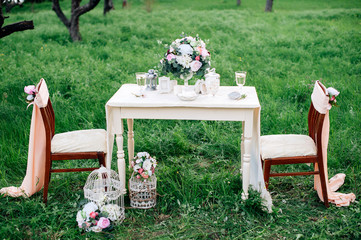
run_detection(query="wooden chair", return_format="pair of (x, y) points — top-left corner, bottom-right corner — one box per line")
(40, 95), (106, 203)
(260, 101), (329, 207)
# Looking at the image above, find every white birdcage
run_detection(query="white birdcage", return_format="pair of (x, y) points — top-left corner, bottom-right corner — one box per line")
(129, 174), (157, 209)
(84, 166), (125, 222)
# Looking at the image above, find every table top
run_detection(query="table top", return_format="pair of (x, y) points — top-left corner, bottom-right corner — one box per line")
(106, 84), (260, 109)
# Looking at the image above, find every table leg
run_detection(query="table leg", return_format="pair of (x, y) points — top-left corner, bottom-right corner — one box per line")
(127, 119), (134, 169)
(242, 137), (251, 200)
(106, 132), (114, 169)
(240, 122), (245, 173)
(116, 121), (126, 195)
(105, 106), (114, 169)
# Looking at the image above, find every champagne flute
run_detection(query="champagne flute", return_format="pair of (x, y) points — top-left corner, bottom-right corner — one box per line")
(135, 72), (146, 94)
(235, 71), (247, 93)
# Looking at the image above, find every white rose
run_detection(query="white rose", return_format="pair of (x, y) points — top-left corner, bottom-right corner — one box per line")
(142, 159), (152, 171)
(190, 60), (202, 72)
(76, 210), (85, 227)
(178, 44), (193, 55)
(326, 87), (340, 97)
(133, 164), (141, 172)
(176, 55), (192, 68)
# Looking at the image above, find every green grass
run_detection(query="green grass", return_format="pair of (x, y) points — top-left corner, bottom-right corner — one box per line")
(1, 0), (360, 238)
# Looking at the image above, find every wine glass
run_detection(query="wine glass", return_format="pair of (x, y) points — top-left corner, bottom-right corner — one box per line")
(135, 72), (146, 94)
(235, 71), (247, 93)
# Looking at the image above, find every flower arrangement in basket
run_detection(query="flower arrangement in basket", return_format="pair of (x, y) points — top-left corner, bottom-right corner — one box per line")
(160, 34), (211, 85)
(129, 152), (158, 209)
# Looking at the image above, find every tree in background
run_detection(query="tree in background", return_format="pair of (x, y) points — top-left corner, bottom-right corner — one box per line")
(0, 0), (34, 38)
(52, 0), (114, 41)
(103, 0), (113, 15)
(265, 0), (273, 12)
(237, 0), (241, 6)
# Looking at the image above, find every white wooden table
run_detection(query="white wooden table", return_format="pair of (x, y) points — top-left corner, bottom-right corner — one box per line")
(106, 84), (272, 209)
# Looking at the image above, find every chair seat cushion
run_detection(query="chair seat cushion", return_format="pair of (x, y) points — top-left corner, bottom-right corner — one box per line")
(51, 129), (107, 153)
(260, 134), (317, 159)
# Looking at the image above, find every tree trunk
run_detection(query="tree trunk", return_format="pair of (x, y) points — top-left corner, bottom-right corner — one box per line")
(237, 0), (241, 6)
(104, 0), (114, 15)
(52, 0), (100, 42)
(70, 0), (81, 41)
(265, 0), (273, 12)
(122, 0), (127, 8)
(0, 1), (34, 39)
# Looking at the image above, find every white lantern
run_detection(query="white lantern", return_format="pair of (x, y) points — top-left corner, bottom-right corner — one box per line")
(83, 166), (125, 222)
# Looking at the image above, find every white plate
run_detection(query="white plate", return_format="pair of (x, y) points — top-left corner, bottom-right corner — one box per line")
(177, 93), (198, 101)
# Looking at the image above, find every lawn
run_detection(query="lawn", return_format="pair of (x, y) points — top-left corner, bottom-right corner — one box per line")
(0, 0), (360, 238)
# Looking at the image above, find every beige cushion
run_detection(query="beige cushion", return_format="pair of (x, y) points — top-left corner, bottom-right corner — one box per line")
(51, 129), (107, 153)
(260, 134), (317, 159)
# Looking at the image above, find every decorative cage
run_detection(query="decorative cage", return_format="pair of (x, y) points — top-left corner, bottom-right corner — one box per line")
(129, 174), (157, 209)
(84, 166), (125, 222)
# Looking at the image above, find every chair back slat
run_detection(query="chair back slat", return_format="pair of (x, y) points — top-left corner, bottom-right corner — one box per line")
(39, 98), (55, 143)
(308, 102), (325, 157)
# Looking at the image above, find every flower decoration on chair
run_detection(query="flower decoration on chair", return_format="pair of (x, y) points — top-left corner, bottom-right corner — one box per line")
(24, 85), (37, 103)
(160, 34), (211, 80)
(131, 152), (157, 180)
(76, 202), (123, 232)
(326, 87), (340, 107)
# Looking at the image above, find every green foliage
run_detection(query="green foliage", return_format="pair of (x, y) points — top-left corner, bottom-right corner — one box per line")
(0, 0), (360, 238)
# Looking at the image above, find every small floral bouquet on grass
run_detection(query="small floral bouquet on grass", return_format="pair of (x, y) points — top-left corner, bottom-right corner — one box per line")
(160, 34), (211, 80)
(131, 152), (157, 180)
(326, 87), (340, 107)
(76, 202), (123, 232)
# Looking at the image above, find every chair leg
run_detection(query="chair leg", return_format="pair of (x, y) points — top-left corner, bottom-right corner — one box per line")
(316, 160), (330, 208)
(97, 152), (106, 168)
(263, 159), (271, 190)
(43, 157), (52, 204)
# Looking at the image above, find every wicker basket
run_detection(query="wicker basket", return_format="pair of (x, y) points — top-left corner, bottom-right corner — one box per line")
(129, 174), (157, 209)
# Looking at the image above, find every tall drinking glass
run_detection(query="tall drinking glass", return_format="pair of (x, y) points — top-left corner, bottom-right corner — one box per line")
(235, 71), (247, 93)
(136, 72), (146, 93)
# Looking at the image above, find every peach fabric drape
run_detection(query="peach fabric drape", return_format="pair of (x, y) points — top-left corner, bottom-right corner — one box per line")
(0, 79), (48, 197)
(311, 80), (356, 206)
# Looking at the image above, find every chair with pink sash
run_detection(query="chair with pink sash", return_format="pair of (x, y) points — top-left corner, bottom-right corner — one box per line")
(260, 80), (356, 207)
(1, 79), (107, 203)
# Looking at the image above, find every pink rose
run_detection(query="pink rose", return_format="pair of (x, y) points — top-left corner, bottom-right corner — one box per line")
(190, 60), (202, 72)
(97, 217), (110, 229)
(24, 85), (36, 95)
(89, 211), (98, 219)
(201, 48), (209, 58)
(141, 172), (149, 179)
(330, 96), (336, 101)
(138, 168), (143, 174)
(166, 53), (176, 61)
(195, 56), (200, 61)
(136, 175), (140, 179)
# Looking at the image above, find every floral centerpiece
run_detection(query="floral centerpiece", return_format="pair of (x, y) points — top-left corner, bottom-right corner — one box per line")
(131, 152), (157, 180)
(129, 152), (157, 208)
(160, 34), (211, 85)
(76, 202), (123, 232)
